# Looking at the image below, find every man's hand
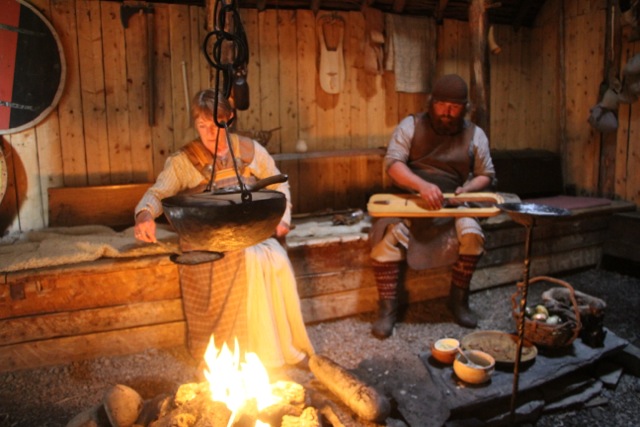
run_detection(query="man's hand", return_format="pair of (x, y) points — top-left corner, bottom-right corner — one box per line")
(134, 210), (157, 242)
(417, 182), (444, 210)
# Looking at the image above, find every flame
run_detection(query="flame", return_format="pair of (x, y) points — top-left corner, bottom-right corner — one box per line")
(203, 336), (281, 426)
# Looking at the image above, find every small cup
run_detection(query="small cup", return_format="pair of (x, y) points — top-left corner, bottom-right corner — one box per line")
(430, 338), (460, 364)
(453, 349), (495, 384)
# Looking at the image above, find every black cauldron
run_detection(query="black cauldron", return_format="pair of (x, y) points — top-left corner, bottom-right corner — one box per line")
(162, 190), (286, 253)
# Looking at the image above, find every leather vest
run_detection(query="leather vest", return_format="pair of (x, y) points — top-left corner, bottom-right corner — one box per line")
(408, 113), (476, 193)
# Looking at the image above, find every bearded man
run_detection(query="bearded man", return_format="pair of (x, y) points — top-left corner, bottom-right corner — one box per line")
(368, 74), (496, 338)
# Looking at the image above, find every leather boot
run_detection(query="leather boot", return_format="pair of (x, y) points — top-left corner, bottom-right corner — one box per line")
(371, 260), (400, 339)
(448, 285), (477, 328)
(372, 299), (398, 339)
(448, 254), (481, 328)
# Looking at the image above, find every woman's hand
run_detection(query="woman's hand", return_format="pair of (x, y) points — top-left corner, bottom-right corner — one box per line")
(134, 210), (157, 242)
(276, 221), (290, 238)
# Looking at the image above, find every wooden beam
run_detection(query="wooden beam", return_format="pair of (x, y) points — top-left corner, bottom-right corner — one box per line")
(434, 0), (449, 23)
(511, 0), (530, 31)
(468, 0), (490, 135)
(599, 0), (622, 198)
(392, 0), (407, 14)
(311, 0), (322, 14)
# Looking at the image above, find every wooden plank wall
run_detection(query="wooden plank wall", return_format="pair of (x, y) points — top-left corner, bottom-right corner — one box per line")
(0, 0), (637, 240)
(617, 30), (640, 205)
(562, 0), (640, 206)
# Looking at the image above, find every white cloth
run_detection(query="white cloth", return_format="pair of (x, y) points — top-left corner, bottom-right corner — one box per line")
(245, 238), (315, 367)
(384, 14), (437, 93)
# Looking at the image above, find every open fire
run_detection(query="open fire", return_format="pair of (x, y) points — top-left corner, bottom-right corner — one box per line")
(66, 335), (391, 427)
(202, 336), (282, 426)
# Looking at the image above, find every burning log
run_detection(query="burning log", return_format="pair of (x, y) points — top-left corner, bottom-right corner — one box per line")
(281, 407), (321, 427)
(308, 354), (390, 423)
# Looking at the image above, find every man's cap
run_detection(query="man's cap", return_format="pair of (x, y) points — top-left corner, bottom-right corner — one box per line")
(431, 74), (468, 104)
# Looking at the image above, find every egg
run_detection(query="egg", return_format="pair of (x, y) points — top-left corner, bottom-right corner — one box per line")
(546, 315), (561, 325)
(535, 305), (549, 317)
(532, 312), (548, 322)
(525, 306), (535, 318)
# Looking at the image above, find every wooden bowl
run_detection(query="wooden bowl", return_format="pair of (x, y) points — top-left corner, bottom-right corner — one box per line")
(453, 350), (495, 384)
(430, 338), (460, 364)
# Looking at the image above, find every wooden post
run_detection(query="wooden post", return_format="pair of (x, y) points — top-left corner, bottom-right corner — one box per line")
(468, 0), (490, 138)
(599, 0), (622, 198)
(206, 0), (215, 86)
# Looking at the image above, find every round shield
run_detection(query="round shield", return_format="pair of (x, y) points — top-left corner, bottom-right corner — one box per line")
(0, 0), (66, 134)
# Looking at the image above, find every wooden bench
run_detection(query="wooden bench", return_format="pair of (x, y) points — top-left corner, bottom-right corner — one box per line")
(1, 150), (636, 373)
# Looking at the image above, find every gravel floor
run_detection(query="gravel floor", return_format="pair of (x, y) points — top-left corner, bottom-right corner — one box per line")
(0, 267), (638, 427)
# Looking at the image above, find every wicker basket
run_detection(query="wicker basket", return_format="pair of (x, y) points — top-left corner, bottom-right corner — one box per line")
(511, 276), (582, 348)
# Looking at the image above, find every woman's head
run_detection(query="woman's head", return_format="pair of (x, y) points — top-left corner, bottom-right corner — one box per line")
(191, 89), (235, 123)
(192, 90), (235, 152)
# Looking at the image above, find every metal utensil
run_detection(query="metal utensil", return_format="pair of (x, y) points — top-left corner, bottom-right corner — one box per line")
(498, 202), (570, 422)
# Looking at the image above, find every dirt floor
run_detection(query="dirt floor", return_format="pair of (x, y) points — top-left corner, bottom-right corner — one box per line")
(0, 265), (638, 427)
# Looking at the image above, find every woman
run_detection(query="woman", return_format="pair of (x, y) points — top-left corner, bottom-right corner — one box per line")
(134, 89), (314, 368)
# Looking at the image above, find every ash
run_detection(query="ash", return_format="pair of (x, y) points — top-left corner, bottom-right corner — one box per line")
(0, 268), (638, 427)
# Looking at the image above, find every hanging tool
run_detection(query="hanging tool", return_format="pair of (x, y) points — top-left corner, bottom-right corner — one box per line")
(120, 2), (156, 125)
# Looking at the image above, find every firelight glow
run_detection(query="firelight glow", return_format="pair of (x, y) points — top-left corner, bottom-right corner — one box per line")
(203, 336), (281, 426)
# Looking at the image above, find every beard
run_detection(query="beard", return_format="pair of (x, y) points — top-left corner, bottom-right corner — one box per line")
(428, 105), (466, 136)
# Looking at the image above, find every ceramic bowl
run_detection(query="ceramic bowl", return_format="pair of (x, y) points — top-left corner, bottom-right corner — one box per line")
(453, 349), (495, 384)
(430, 338), (460, 364)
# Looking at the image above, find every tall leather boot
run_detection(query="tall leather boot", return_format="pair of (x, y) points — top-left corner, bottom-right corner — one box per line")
(448, 254), (481, 328)
(371, 260), (400, 339)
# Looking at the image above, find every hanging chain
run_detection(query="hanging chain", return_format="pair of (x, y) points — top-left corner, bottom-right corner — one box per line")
(202, 0), (250, 200)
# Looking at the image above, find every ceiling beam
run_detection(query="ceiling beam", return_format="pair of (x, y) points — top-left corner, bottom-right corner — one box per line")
(311, 0), (322, 14)
(434, 0), (449, 24)
(511, 0), (529, 30)
(392, 0), (407, 14)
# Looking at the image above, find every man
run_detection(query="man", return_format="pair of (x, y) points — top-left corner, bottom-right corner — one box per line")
(369, 74), (496, 338)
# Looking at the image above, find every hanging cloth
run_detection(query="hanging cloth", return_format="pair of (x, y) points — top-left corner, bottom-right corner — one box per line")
(384, 14), (437, 93)
(317, 14), (345, 94)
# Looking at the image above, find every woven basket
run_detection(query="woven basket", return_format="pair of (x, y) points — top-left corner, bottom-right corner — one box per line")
(511, 276), (582, 348)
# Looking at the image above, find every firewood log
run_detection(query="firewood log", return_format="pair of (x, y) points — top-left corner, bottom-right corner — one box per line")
(281, 406), (321, 427)
(103, 384), (144, 427)
(309, 354), (390, 423)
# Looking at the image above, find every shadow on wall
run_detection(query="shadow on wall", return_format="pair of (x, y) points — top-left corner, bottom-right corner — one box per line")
(0, 137), (25, 236)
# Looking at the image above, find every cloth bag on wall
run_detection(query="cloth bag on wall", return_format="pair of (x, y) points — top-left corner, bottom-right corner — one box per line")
(588, 104), (618, 133)
(362, 6), (385, 75)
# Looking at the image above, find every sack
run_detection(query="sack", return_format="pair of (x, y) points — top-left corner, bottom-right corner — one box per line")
(588, 104), (618, 133)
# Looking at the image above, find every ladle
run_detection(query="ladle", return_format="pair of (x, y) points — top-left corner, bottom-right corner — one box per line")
(456, 347), (481, 368)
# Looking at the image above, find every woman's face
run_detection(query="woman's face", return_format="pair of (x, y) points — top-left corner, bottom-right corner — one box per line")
(196, 115), (229, 153)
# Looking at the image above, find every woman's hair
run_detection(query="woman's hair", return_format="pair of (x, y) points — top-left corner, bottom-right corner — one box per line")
(191, 89), (235, 123)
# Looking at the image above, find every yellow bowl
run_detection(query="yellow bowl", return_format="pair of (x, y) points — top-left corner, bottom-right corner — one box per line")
(430, 338), (460, 364)
(453, 349), (495, 384)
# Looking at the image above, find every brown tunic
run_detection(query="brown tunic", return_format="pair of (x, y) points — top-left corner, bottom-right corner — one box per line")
(373, 113), (476, 270)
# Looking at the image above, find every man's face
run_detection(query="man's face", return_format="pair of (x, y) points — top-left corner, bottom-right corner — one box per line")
(429, 100), (466, 135)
